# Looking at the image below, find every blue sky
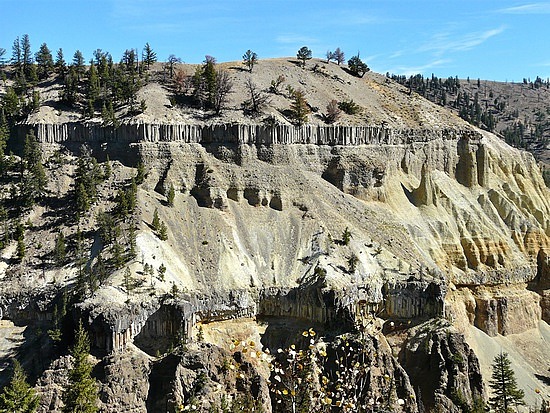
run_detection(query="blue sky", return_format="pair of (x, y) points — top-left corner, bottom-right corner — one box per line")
(1, 0), (549, 81)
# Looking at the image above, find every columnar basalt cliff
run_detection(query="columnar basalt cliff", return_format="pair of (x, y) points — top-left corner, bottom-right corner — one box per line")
(20, 122), (475, 146)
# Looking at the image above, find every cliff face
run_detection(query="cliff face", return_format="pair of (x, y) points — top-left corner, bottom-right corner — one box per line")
(6, 118), (546, 410)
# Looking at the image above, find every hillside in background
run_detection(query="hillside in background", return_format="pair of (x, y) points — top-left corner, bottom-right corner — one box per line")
(390, 73), (550, 167)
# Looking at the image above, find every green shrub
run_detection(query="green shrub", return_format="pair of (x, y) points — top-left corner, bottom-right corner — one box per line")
(338, 100), (361, 115)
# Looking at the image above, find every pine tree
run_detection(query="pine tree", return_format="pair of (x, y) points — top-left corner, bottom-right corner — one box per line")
(203, 56), (217, 108)
(23, 130), (45, 180)
(488, 352), (525, 413)
(128, 224), (137, 260)
(16, 233), (25, 262)
(296, 46), (312, 67)
(111, 242), (124, 269)
(0, 359), (39, 413)
(54, 232), (67, 266)
(11, 36), (21, 69)
(142, 42), (157, 71)
(347, 54), (369, 78)
(55, 48), (66, 76)
(128, 177), (137, 210)
(62, 321), (98, 413)
(135, 161), (146, 184)
(103, 155), (111, 179)
(167, 183), (175, 207)
(21, 34), (32, 80)
(86, 62), (100, 103)
(341, 227), (352, 246)
(115, 188), (129, 218)
(35, 43), (54, 79)
(123, 267), (133, 294)
(151, 208), (160, 231)
(75, 182), (90, 212)
(242, 49), (258, 72)
(289, 90), (310, 126)
(72, 50), (85, 81)
(158, 263), (166, 281)
(158, 221), (168, 241)
(0, 112), (9, 166)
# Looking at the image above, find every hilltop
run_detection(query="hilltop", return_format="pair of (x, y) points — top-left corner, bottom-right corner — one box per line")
(2, 57), (465, 130)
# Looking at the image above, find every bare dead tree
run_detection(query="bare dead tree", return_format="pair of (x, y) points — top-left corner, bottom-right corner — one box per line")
(334, 47), (345, 65)
(324, 99), (341, 124)
(242, 77), (270, 116)
(213, 69), (233, 115)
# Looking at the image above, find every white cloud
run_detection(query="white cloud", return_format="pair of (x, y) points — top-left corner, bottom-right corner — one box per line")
(499, 3), (550, 14)
(386, 59), (451, 76)
(419, 27), (505, 55)
(275, 35), (319, 45)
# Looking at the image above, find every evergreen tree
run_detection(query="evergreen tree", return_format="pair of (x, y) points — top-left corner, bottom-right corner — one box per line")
(348, 54), (369, 78)
(142, 42), (157, 71)
(167, 183), (175, 207)
(242, 49), (258, 72)
(35, 43), (54, 79)
(151, 208), (160, 231)
(127, 177), (137, 213)
(21, 34), (33, 79)
(86, 63), (100, 104)
(289, 90), (310, 125)
(123, 267), (133, 294)
(54, 231), (67, 266)
(119, 49), (140, 107)
(115, 188), (129, 218)
(127, 224), (137, 260)
(21, 131), (47, 206)
(62, 321), (98, 413)
(0, 359), (39, 413)
(488, 352), (525, 413)
(61, 66), (79, 105)
(341, 227), (352, 245)
(2, 87), (20, 120)
(16, 236), (25, 261)
(111, 242), (124, 269)
(55, 48), (66, 76)
(11, 37), (21, 69)
(202, 55), (217, 108)
(157, 263), (166, 281)
(75, 182), (90, 212)
(103, 155), (111, 179)
(135, 161), (146, 184)
(0, 112), (9, 165)
(93, 253), (107, 285)
(296, 46), (312, 67)
(72, 50), (85, 81)
(158, 221), (168, 241)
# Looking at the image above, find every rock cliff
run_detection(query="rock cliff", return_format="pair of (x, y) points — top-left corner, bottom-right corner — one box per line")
(1, 58), (549, 411)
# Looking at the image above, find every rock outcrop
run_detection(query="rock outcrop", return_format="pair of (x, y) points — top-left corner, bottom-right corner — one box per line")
(401, 320), (485, 412)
